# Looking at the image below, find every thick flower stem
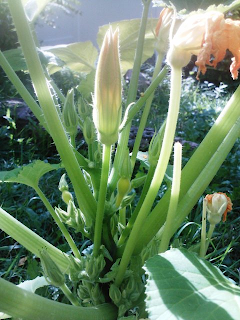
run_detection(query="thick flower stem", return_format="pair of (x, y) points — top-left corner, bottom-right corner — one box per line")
(134, 85), (240, 254)
(8, 0), (97, 220)
(93, 144), (112, 257)
(159, 142), (182, 253)
(0, 277), (117, 320)
(115, 67), (182, 286)
(0, 208), (69, 272)
(34, 186), (81, 260)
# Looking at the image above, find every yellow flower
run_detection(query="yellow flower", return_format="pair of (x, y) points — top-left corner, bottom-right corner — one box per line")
(93, 27), (122, 145)
(205, 192), (232, 224)
(167, 10), (240, 79)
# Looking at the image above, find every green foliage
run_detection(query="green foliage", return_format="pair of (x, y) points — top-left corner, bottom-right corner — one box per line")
(144, 248), (240, 320)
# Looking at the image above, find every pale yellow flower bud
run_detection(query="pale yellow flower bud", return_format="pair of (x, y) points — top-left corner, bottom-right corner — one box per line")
(93, 27), (122, 145)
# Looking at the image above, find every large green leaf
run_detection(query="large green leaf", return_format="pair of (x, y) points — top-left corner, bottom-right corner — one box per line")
(97, 19), (157, 74)
(46, 41), (98, 75)
(144, 248), (240, 320)
(0, 160), (61, 189)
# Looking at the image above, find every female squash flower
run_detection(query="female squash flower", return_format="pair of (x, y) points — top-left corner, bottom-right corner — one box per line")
(205, 192), (232, 224)
(93, 27), (122, 146)
(167, 10), (240, 79)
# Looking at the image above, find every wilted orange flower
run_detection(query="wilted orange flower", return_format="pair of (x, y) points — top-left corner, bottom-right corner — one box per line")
(167, 10), (240, 79)
(205, 192), (232, 223)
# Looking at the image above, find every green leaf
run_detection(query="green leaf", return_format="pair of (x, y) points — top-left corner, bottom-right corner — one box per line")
(144, 248), (240, 320)
(77, 70), (95, 98)
(97, 19), (157, 74)
(0, 160), (61, 189)
(45, 41), (98, 74)
(3, 48), (27, 72)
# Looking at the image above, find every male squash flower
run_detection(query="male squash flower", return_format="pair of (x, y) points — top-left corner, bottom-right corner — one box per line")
(155, 7), (174, 55)
(205, 192), (232, 224)
(167, 10), (240, 79)
(93, 27), (122, 146)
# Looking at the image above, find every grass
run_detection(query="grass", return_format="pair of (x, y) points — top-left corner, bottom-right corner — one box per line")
(0, 75), (239, 289)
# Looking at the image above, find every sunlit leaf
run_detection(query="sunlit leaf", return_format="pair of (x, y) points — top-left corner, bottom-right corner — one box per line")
(45, 41), (98, 74)
(77, 70), (95, 98)
(97, 19), (157, 74)
(0, 160), (61, 188)
(144, 248), (240, 320)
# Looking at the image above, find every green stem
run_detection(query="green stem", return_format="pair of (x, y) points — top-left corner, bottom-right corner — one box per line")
(0, 50), (48, 131)
(159, 142), (182, 253)
(0, 277), (117, 320)
(130, 53), (164, 170)
(108, 0), (152, 193)
(205, 224), (216, 256)
(60, 283), (80, 306)
(134, 115), (240, 254)
(119, 207), (126, 226)
(200, 198), (207, 258)
(93, 144), (112, 257)
(115, 67), (182, 286)
(8, 0), (97, 220)
(134, 85), (240, 254)
(117, 165), (155, 247)
(34, 185), (81, 260)
(0, 207), (69, 272)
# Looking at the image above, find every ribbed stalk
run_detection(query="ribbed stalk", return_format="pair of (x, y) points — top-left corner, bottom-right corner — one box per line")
(115, 67), (182, 286)
(0, 277), (117, 320)
(0, 207), (69, 272)
(8, 0), (96, 220)
(134, 114), (240, 254)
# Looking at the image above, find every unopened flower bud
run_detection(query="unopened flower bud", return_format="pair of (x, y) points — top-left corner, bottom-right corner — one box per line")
(77, 96), (90, 121)
(205, 192), (232, 224)
(93, 27), (122, 145)
(62, 89), (78, 137)
(58, 174), (69, 192)
(109, 284), (122, 305)
(115, 177), (131, 208)
(39, 249), (65, 287)
(83, 116), (95, 145)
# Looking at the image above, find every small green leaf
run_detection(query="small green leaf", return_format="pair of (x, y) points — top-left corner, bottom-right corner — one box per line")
(144, 248), (240, 320)
(46, 41), (98, 74)
(0, 160), (61, 188)
(97, 19), (157, 74)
